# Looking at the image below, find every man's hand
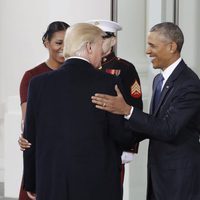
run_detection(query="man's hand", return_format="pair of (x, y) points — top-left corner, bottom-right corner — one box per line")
(27, 191), (36, 200)
(91, 85), (131, 115)
(18, 134), (31, 151)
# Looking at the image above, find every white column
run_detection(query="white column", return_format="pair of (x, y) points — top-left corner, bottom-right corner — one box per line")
(179, 0), (200, 76)
(146, 0), (163, 76)
(117, 0), (149, 110)
(4, 96), (22, 198)
(117, 1), (150, 200)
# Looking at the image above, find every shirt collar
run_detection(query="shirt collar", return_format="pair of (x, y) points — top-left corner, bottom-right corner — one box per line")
(66, 56), (90, 63)
(162, 57), (182, 83)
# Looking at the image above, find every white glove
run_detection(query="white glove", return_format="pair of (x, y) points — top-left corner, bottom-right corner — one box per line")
(121, 151), (134, 164)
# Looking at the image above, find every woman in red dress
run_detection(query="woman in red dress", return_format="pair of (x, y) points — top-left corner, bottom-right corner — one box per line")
(18, 21), (69, 200)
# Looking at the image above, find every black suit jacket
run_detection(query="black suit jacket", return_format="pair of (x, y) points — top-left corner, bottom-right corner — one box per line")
(128, 60), (200, 200)
(23, 58), (134, 200)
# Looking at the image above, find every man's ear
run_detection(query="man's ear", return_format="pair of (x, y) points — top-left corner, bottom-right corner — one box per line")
(110, 37), (117, 47)
(171, 41), (178, 53)
(86, 42), (92, 54)
(168, 41), (177, 53)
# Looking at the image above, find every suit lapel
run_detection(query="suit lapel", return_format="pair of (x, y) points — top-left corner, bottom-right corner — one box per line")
(151, 59), (187, 115)
(150, 78), (157, 114)
(154, 82), (173, 115)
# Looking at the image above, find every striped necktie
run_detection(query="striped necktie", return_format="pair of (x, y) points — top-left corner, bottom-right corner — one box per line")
(153, 73), (164, 112)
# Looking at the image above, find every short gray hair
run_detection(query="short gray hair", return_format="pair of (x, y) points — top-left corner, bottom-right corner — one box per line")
(150, 22), (184, 52)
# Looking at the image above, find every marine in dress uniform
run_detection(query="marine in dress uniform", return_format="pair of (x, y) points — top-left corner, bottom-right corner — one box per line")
(88, 19), (143, 185)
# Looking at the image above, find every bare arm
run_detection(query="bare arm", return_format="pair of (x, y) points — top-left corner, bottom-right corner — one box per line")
(21, 102), (27, 120)
(18, 102), (31, 151)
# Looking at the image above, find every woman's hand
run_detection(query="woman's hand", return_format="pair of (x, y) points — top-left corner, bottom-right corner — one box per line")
(27, 191), (36, 200)
(18, 134), (31, 151)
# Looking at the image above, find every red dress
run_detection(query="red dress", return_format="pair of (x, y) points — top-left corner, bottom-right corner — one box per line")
(19, 62), (52, 200)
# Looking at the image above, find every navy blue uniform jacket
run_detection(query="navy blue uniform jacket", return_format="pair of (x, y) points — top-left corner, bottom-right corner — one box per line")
(129, 60), (200, 200)
(23, 58), (135, 200)
(101, 52), (143, 153)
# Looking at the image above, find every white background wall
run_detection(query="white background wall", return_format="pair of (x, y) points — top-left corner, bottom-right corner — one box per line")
(0, 0), (199, 199)
(0, 0), (110, 103)
(0, 0), (110, 198)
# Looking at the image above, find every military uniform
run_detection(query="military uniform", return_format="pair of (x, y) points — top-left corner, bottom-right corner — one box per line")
(101, 51), (143, 184)
(101, 52), (143, 115)
(88, 19), (143, 188)
(88, 20), (143, 147)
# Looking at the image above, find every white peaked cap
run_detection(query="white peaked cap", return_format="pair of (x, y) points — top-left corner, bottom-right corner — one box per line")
(87, 19), (122, 33)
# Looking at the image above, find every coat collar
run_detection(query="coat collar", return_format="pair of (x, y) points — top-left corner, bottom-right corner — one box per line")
(61, 58), (95, 71)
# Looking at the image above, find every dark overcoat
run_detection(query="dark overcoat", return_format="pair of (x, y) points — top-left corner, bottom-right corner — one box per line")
(23, 58), (134, 200)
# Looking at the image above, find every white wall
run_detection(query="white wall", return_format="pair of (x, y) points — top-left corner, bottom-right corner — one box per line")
(0, 0), (110, 103)
(0, 0), (200, 199)
(0, 0), (110, 198)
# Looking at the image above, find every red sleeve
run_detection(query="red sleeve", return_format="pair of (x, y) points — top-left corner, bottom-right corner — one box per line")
(19, 71), (32, 104)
